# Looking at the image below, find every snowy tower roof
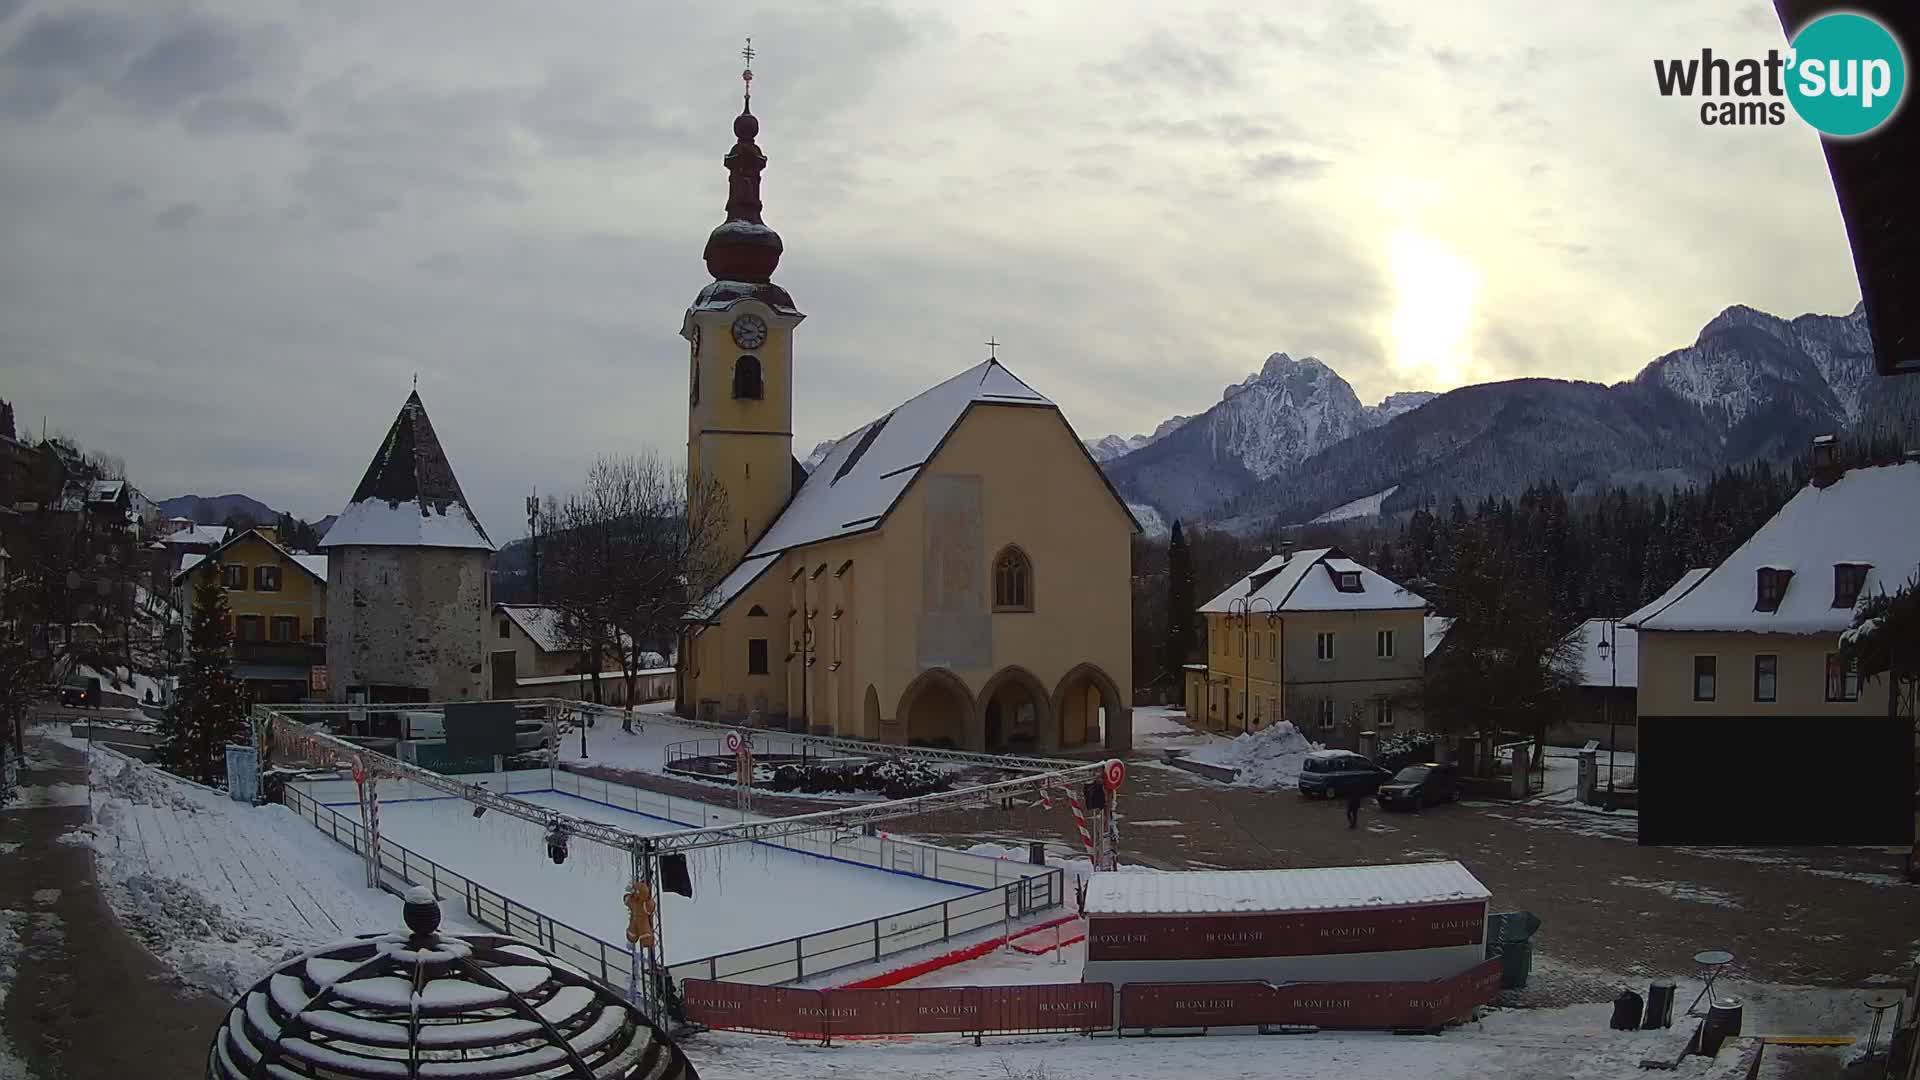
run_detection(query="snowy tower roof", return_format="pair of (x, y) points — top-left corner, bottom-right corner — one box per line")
(691, 42), (800, 319)
(319, 391), (495, 551)
(205, 888), (697, 1079)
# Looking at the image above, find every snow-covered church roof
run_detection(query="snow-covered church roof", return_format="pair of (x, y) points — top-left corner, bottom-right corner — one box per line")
(320, 391), (495, 552)
(1630, 461), (1920, 635)
(1199, 547), (1426, 614)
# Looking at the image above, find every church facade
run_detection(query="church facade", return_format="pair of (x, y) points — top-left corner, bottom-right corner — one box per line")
(675, 87), (1135, 754)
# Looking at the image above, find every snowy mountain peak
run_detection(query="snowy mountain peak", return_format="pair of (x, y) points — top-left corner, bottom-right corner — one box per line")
(1639, 302), (1873, 427)
(1083, 415), (1192, 463)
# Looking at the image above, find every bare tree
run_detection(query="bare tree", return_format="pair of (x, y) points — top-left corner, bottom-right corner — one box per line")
(542, 454), (730, 732)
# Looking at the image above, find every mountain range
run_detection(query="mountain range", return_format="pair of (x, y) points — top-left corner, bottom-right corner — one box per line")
(1100, 302), (1916, 535)
(158, 493), (335, 538)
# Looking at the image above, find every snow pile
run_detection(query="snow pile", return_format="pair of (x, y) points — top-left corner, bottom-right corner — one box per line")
(100, 753), (201, 811)
(108, 872), (297, 993)
(0, 906), (26, 1076)
(1188, 722), (1323, 787)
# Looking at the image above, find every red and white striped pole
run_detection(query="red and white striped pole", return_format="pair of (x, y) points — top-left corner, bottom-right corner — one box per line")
(1066, 787), (1096, 858)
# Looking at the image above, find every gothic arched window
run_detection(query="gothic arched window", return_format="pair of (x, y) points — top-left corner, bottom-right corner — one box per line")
(993, 546), (1033, 611)
(732, 355), (763, 400)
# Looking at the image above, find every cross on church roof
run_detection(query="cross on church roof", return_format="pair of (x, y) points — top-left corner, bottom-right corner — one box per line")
(741, 37), (754, 108)
(985, 337), (1000, 360)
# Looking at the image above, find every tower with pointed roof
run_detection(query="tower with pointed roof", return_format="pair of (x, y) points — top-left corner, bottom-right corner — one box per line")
(321, 391), (496, 704)
(683, 46), (805, 570)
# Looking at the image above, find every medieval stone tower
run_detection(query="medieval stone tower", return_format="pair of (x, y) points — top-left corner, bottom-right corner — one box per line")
(321, 391), (495, 704)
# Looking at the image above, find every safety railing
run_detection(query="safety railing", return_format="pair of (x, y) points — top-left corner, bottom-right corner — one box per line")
(280, 773), (1064, 990)
(661, 734), (869, 772)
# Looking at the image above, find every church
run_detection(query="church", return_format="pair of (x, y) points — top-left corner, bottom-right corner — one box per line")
(675, 70), (1136, 754)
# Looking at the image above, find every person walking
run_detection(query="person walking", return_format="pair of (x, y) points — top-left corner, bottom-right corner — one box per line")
(1346, 785), (1365, 829)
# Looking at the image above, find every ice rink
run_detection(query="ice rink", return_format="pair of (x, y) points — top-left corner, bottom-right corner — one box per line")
(347, 789), (978, 965)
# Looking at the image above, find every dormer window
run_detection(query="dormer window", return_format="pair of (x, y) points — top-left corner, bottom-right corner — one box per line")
(1336, 571), (1361, 592)
(1754, 568), (1792, 612)
(1832, 563), (1869, 609)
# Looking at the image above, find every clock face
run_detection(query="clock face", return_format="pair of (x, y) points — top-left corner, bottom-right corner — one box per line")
(731, 314), (768, 350)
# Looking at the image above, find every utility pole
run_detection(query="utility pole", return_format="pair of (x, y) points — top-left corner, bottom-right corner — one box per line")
(525, 492), (541, 603)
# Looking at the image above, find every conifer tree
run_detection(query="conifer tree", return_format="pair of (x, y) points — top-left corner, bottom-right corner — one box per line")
(164, 566), (249, 785)
(1165, 520), (1195, 675)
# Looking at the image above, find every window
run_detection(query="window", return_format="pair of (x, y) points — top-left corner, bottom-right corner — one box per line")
(732, 355), (763, 400)
(270, 616), (298, 643)
(1754, 568), (1791, 612)
(747, 604), (768, 617)
(1335, 571), (1362, 592)
(1316, 699), (1336, 730)
(236, 615), (263, 642)
(1377, 629), (1395, 659)
(1251, 635), (1260, 660)
(1268, 631), (1276, 659)
(747, 638), (769, 676)
(993, 547), (1032, 611)
(1316, 632), (1335, 661)
(1753, 654), (1777, 703)
(1693, 656), (1717, 701)
(222, 564), (246, 590)
(1833, 563), (1869, 609)
(498, 619), (511, 639)
(1253, 697), (1262, 722)
(1825, 653), (1860, 702)
(1374, 697), (1394, 727)
(254, 565), (281, 592)
(314, 617), (326, 643)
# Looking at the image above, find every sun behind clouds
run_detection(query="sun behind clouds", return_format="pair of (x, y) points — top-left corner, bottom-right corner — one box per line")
(1388, 228), (1481, 390)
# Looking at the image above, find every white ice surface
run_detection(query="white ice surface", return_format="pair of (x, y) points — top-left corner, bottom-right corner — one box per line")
(357, 791), (975, 964)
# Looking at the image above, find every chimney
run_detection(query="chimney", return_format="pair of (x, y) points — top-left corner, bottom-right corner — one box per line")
(1809, 434), (1842, 488)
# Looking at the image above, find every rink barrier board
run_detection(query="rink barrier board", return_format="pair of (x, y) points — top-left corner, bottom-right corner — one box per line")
(1085, 900), (1490, 962)
(282, 778), (1064, 992)
(682, 958), (1502, 1039)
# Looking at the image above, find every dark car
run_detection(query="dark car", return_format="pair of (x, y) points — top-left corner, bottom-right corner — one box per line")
(58, 686), (90, 709)
(1376, 763), (1459, 810)
(1297, 750), (1391, 799)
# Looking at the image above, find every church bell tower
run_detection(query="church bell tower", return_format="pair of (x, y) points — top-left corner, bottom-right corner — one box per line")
(683, 40), (804, 568)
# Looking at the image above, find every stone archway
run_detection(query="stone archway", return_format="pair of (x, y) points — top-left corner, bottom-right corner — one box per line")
(1052, 662), (1129, 751)
(897, 668), (977, 750)
(976, 666), (1054, 754)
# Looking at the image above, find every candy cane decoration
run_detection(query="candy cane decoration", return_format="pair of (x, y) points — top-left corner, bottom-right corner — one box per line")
(1066, 787), (1095, 857)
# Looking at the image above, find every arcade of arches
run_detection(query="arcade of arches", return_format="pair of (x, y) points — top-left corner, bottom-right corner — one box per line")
(892, 663), (1127, 753)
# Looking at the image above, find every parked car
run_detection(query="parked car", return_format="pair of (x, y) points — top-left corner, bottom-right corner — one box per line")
(58, 686), (90, 709)
(1297, 750), (1391, 799)
(514, 720), (552, 753)
(1376, 763), (1459, 810)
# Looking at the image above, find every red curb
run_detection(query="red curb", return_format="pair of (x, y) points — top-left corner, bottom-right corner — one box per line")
(834, 914), (1082, 990)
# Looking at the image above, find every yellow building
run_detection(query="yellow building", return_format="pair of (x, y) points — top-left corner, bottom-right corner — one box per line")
(1186, 548), (1428, 744)
(489, 603), (671, 705)
(675, 89), (1136, 753)
(173, 526), (328, 702)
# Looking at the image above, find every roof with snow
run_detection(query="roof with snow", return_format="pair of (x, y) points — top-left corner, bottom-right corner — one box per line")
(1085, 860), (1489, 916)
(163, 524), (229, 547)
(1563, 618), (1637, 689)
(1424, 616), (1453, 658)
(493, 604), (654, 661)
(1632, 462), (1920, 634)
(1621, 568), (1712, 628)
(320, 391), (494, 551)
(1200, 548), (1426, 614)
(693, 358), (1137, 619)
(171, 527), (328, 585)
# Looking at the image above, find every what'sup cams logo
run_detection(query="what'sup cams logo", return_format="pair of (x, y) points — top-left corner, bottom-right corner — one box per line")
(1654, 11), (1907, 136)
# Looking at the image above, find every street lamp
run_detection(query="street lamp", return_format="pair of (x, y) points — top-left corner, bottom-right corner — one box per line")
(1227, 595), (1277, 736)
(1595, 619), (1619, 794)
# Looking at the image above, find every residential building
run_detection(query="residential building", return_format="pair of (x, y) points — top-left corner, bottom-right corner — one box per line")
(321, 391), (495, 706)
(1549, 618), (1642, 750)
(488, 603), (670, 703)
(1626, 448), (1917, 842)
(1186, 548), (1427, 744)
(677, 88), (1135, 753)
(172, 526), (328, 702)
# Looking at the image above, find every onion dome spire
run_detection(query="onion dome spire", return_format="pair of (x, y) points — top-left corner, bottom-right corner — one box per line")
(703, 38), (783, 283)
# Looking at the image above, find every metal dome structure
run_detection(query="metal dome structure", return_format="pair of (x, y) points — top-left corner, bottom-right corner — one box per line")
(207, 887), (698, 1079)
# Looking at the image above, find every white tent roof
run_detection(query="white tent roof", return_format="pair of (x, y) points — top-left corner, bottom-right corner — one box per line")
(1200, 548), (1426, 614)
(1086, 861), (1489, 916)
(1633, 462), (1920, 634)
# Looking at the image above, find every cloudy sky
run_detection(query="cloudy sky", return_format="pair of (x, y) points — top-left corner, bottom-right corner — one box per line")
(0, 0), (1868, 539)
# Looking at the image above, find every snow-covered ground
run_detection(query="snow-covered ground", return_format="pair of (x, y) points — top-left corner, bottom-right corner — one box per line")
(69, 743), (475, 997)
(358, 790), (977, 965)
(1184, 722), (1323, 787)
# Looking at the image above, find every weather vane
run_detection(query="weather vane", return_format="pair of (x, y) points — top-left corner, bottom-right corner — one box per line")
(741, 37), (755, 109)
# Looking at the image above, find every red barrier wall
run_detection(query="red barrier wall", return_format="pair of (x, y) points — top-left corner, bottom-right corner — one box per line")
(1118, 957), (1503, 1031)
(1087, 900), (1487, 962)
(682, 980), (1113, 1038)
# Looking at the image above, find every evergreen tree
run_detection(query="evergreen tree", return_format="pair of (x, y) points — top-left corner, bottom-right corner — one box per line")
(1840, 572), (1920, 724)
(1165, 520), (1195, 674)
(164, 567), (249, 785)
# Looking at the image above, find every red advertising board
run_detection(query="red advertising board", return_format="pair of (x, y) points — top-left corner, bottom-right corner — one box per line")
(1087, 901), (1486, 962)
(682, 981), (1113, 1038)
(1118, 957), (1504, 1031)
